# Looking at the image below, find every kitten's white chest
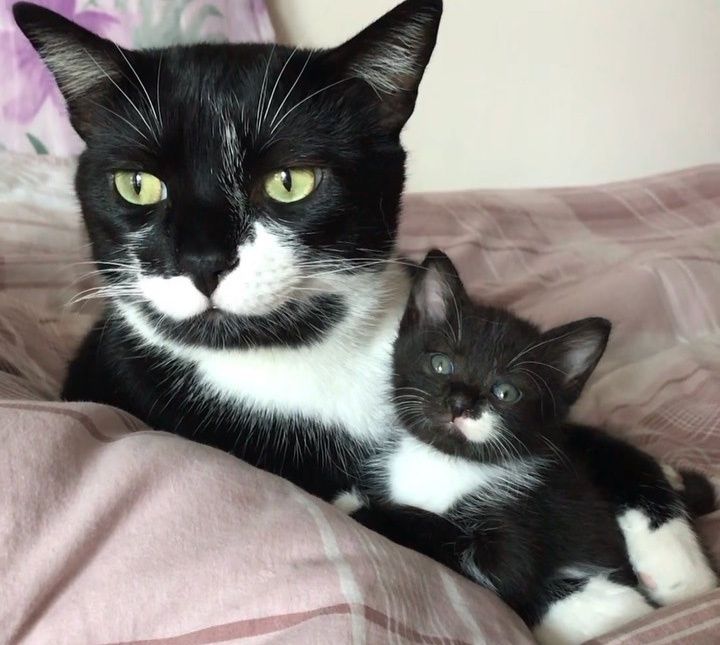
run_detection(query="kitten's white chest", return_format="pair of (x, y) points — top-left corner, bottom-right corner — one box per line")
(384, 435), (543, 514)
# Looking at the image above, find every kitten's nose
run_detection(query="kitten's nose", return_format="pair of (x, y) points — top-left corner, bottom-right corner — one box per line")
(449, 393), (475, 421)
(180, 253), (238, 297)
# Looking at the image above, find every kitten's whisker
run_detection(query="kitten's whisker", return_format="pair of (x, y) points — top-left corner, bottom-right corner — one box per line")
(508, 329), (579, 366)
(513, 360), (569, 376)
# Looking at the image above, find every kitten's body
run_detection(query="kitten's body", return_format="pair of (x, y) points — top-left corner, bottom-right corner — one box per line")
(14, 1), (442, 500)
(351, 251), (717, 644)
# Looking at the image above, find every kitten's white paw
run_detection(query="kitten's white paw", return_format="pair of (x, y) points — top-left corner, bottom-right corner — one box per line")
(332, 488), (365, 514)
(533, 576), (654, 645)
(618, 509), (718, 606)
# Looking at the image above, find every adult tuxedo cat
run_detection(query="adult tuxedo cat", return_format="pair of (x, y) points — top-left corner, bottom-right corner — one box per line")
(14, 1), (442, 500)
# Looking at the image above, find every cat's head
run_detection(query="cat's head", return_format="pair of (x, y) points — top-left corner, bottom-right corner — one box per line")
(393, 250), (611, 461)
(13, 1), (441, 349)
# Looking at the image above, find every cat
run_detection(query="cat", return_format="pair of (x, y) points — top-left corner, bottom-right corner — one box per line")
(348, 250), (718, 644)
(13, 0), (442, 501)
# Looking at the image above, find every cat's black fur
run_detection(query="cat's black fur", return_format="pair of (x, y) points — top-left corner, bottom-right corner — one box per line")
(353, 250), (715, 628)
(14, 1), (442, 500)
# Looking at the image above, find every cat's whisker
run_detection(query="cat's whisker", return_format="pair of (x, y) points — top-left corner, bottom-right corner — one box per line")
(114, 43), (161, 136)
(270, 77), (352, 135)
(262, 46), (298, 126)
(256, 44), (276, 136)
(82, 48), (157, 143)
(268, 50), (313, 129)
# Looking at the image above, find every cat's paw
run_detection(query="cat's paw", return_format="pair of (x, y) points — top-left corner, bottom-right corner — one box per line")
(618, 509), (718, 606)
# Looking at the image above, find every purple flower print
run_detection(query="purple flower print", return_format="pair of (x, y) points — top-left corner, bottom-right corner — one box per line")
(1, 0), (118, 124)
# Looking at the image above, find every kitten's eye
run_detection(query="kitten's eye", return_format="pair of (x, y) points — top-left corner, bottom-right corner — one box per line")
(430, 353), (454, 375)
(114, 171), (167, 205)
(491, 382), (522, 403)
(264, 168), (317, 203)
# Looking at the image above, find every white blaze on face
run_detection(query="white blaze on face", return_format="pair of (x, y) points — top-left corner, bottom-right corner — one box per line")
(136, 222), (300, 320)
(453, 411), (500, 443)
(212, 222), (300, 316)
(138, 275), (209, 320)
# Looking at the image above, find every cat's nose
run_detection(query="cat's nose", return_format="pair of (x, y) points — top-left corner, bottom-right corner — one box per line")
(449, 393), (475, 420)
(180, 253), (238, 297)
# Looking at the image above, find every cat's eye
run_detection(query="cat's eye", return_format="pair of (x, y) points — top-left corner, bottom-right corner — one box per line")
(430, 353), (454, 375)
(264, 168), (317, 203)
(491, 382), (522, 404)
(114, 171), (167, 205)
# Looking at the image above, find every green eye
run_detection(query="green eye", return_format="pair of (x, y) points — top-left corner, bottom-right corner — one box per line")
(430, 353), (454, 375)
(114, 171), (167, 205)
(264, 168), (317, 203)
(491, 382), (522, 403)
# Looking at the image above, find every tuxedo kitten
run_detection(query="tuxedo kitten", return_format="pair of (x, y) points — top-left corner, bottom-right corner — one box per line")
(351, 251), (717, 644)
(14, 1), (442, 501)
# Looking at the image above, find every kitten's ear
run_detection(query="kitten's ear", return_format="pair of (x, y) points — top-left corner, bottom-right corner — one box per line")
(404, 249), (463, 326)
(13, 2), (124, 138)
(329, 0), (442, 132)
(539, 317), (611, 401)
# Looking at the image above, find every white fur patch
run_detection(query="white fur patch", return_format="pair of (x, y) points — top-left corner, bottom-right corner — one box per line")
(212, 223), (300, 316)
(618, 509), (718, 605)
(138, 275), (209, 320)
(333, 488), (365, 515)
(533, 576), (654, 645)
(454, 411), (500, 443)
(383, 435), (542, 514)
(661, 464), (685, 491)
(118, 263), (410, 442)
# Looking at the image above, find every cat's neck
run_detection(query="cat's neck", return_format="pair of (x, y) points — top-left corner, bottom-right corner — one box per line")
(115, 261), (411, 443)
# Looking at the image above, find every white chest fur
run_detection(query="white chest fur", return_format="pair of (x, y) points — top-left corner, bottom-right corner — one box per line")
(383, 435), (543, 514)
(119, 265), (409, 442)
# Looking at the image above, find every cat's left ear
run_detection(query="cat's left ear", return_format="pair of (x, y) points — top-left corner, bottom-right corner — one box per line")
(538, 317), (611, 401)
(13, 2), (126, 138)
(328, 0), (443, 132)
(403, 249), (463, 327)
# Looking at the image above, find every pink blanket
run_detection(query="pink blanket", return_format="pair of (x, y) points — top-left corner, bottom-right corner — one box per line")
(1, 151), (719, 643)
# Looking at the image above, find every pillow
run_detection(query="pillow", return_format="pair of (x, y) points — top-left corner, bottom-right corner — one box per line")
(0, 0), (274, 156)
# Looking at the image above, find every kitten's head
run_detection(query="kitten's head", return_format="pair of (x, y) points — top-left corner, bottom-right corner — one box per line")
(14, 0), (441, 349)
(393, 250), (611, 461)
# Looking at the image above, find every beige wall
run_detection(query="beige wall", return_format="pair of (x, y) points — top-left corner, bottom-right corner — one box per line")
(267, 0), (720, 192)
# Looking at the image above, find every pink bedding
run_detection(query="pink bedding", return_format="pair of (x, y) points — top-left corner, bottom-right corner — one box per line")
(1, 151), (719, 643)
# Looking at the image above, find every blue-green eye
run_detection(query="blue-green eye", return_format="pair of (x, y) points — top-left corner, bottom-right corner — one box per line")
(491, 381), (522, 403)
(430, 353), (454, 375)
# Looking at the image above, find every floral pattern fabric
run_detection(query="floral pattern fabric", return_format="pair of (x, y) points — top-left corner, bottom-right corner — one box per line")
(0, 0), (274, 156)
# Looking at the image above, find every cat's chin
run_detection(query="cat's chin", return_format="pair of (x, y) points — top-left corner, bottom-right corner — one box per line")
(117, 294), (346, 351)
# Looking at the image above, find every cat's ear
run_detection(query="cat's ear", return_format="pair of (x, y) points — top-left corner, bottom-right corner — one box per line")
(403, 249), (463, 326)
(539, 317), (611, 401)
(328, 0), (442, 132)
(13, 2), (124, 138)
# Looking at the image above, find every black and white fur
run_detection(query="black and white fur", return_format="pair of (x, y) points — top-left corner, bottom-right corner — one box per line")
(349, 251), (717, 644)
(14, 1), (442, 500)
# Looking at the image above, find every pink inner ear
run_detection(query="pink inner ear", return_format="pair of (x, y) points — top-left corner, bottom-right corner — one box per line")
(418, 268), (447, 322)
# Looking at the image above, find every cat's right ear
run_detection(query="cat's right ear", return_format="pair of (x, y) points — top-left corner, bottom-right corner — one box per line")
(327, 0), (442, 133)
(403, 249), (463, 327)
(13, 2), (123, 138)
